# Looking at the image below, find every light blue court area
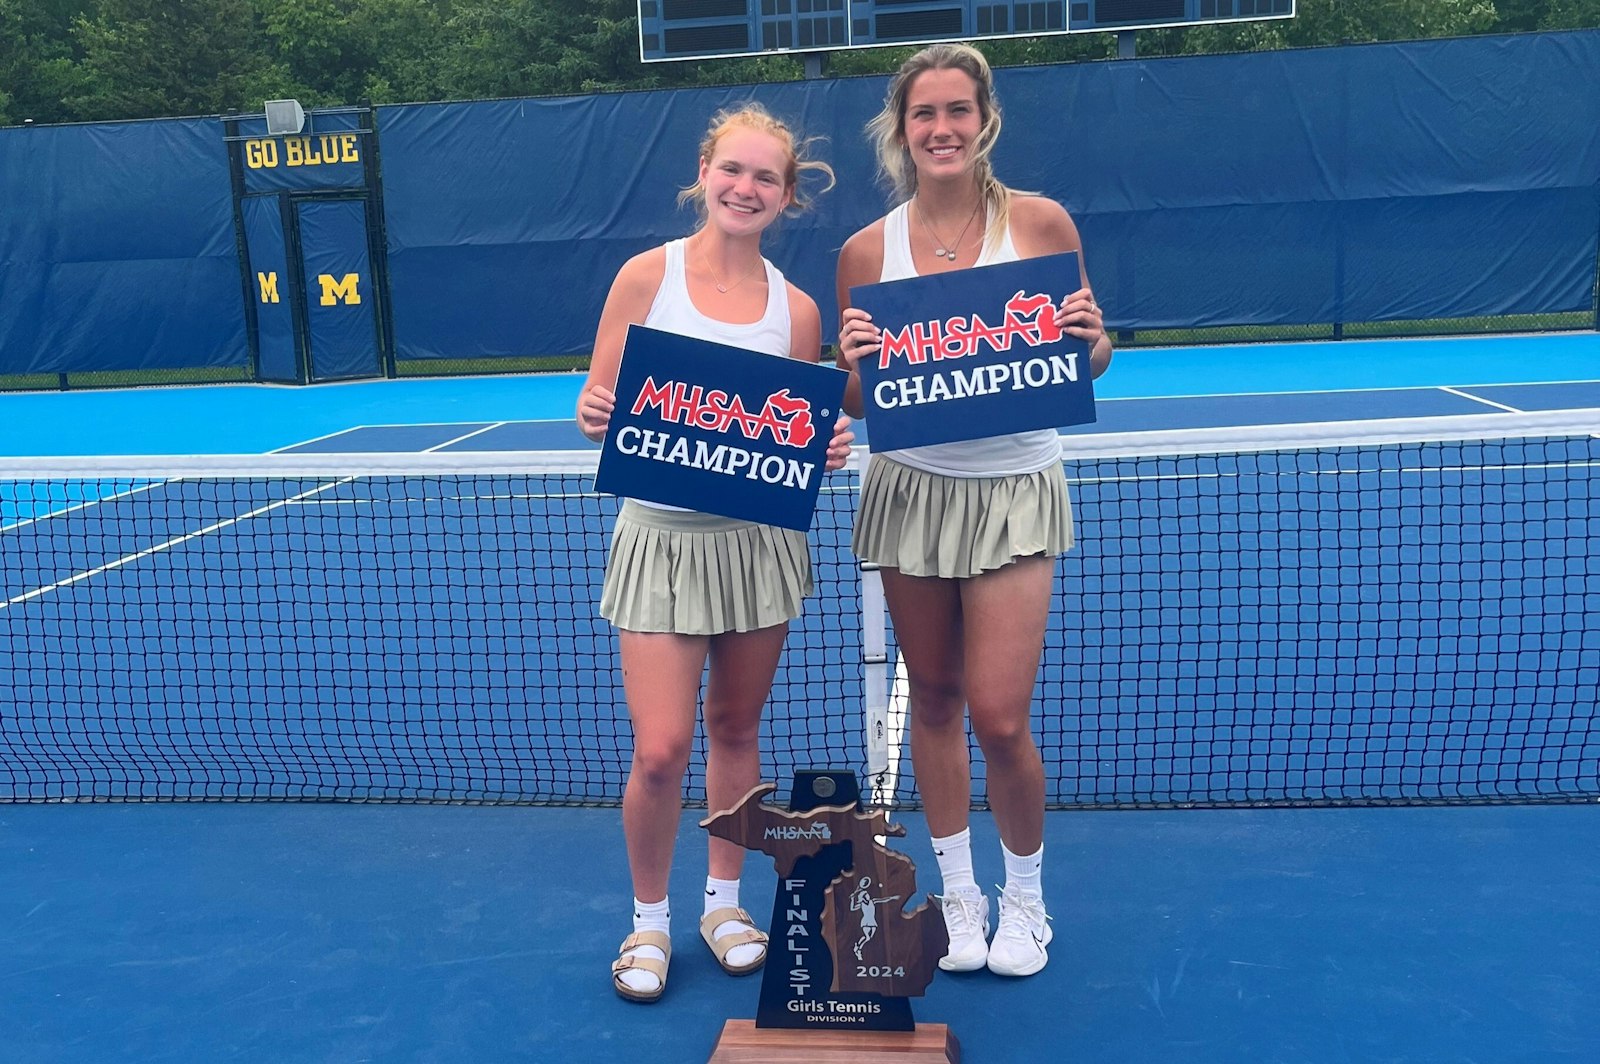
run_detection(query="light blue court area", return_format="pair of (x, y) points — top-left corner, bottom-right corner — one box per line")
(1091, 331), (1600, 400)
(0, 373), (591, 458)
(1, 331), (1597, 457)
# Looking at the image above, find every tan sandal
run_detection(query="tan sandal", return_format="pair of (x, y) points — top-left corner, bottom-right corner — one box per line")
(700, 906), (768, 975)
(612, 930), (671, 1003)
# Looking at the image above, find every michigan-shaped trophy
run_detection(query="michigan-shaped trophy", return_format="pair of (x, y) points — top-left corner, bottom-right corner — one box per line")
(700, 770), (959, 1063)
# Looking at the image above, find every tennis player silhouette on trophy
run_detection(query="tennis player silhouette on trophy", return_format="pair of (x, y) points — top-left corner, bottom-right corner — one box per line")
(850, 876), (903, 962)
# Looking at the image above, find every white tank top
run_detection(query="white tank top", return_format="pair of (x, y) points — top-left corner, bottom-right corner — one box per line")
(876, 202), (1063, 478)
(633, 238), (793, 511)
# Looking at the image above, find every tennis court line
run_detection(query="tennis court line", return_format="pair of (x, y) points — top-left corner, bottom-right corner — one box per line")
(353, 418), (575, 429)
(269, 427), (355, 452)
(1090, 378), (1600, 404)
(1439, 387), (1525, 414)
(425, 423), (507, 451)
(0, 480), (164, 535)
(1, 478), (356, 611)
(269, 424), (508, 454)
(283, 483), (863, 507)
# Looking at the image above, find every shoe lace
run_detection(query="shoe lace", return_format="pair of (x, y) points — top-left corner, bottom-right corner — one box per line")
(939, 891), (985, 936)
(993, 886), (1048, 944)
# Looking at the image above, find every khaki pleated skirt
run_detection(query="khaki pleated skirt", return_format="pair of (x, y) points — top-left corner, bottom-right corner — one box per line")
(853, 455), (1074, 579)
(600, 500), (813, 635)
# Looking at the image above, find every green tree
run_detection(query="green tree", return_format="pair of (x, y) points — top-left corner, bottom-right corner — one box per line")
(1486, 0), (1600, 30)
(435, 0), (826, 101)
(1134, 0), (1499, 56)
(69, 0), (279, 119)
(254, 0), (351, 103)
(9, 0), (1596, 126)
(440, 0), (650, 99)
(1537, 0), (1600, 28)
(252, 0), (454, 106)
(0, 0), (94, 125)
(347, 0), (455, 103)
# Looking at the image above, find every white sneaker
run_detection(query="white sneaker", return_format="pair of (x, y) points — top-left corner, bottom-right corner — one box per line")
(937, 888), (990, 972)
(986, 885), (1052, 977)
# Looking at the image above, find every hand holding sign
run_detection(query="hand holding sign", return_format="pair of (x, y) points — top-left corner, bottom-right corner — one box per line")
(848, 252), (1096, 452)
(824, 414), (855, 471)
(1056, 285), (1106, 348)
(576, 383), (615, 442)
(593, 325), (849, 532)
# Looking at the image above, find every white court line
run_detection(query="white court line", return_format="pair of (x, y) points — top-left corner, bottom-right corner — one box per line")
(1065, 458), (1600, 489)
(1096, 381), (1596, 403)
(269, 427), (355, 452)
(294, 492), (594, 504)
(425, 423), (507, 450)
(281, 458), (1600, 513)
(1433, 388), (1600, 440)
(323, 418), (573, 430)
(286, 482), (864, 505)
(2, 479), (861, 533)
(1, 479), (167, 534)
(1440, 386), (1525, 414)
(271, 422), (513, 454)
(1, 478), (354, 611)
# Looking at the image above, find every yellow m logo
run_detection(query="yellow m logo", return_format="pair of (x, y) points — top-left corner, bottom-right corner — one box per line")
(318, 273), (362, 306)
(257, 272), (280, 304)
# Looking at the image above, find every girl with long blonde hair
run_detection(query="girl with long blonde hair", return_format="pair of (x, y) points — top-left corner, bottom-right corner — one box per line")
(835, 43), (1113, 979)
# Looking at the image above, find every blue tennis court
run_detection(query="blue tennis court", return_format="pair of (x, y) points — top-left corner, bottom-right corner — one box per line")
(2, 332), (1598, 1062)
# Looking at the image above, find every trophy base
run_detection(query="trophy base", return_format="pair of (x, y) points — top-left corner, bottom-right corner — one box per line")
(707, 1019), (960, 1063)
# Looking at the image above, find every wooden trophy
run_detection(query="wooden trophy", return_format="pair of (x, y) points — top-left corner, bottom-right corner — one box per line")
(699, 769), (959, 1063)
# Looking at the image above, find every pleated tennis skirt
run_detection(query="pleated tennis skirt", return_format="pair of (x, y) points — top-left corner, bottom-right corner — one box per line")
(600, 500), (813, 635)
(852, 454), (1074, 579)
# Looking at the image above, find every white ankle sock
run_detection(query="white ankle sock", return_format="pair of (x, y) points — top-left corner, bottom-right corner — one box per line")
(704, 876), (740, 919)
(930, 828), (980, 895)
(634, 896), (671, 935)
(705, 876), (764, 970)
(617, 896), (670, 995)
(1001, 840), (1044, 898)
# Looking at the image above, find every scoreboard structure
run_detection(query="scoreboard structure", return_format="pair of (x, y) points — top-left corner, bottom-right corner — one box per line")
(639, 0), (1294, 63)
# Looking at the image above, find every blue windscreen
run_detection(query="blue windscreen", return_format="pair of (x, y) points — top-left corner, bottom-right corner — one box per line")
(376, 30), (1600, 362)
(0, 118), (248, 376)
(0, 31), (1595, 379)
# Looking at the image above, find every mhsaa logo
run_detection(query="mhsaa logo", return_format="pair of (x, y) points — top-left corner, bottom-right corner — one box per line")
(762, 821), (833, 841)
(878, 289), (1062, 369)
(632, 380), (818, 448)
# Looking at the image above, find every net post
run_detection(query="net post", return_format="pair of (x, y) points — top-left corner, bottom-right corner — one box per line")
(858, 453), (892, 807)
(863, 559), (888, 790)
(1590, 222), (1599, 332)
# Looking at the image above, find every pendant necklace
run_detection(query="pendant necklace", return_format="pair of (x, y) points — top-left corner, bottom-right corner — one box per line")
(698, 240), (761, 293)
(914, 198), (982, 261)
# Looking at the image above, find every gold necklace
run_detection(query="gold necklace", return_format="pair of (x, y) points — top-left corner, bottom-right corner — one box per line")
(697, 240), (762, 294)
(914, 198), (982, 261)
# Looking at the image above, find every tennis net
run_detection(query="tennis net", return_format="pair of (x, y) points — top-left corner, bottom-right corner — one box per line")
(2, 409), (1597, 808)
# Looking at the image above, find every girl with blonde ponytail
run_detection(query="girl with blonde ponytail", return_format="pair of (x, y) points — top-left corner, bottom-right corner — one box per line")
(836, 43), (1113, 980)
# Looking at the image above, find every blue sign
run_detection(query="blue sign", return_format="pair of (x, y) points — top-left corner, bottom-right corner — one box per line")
(594, 325), (848, 532)
(850, 252), (1096, 452)
(237, 111), (369, 194)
